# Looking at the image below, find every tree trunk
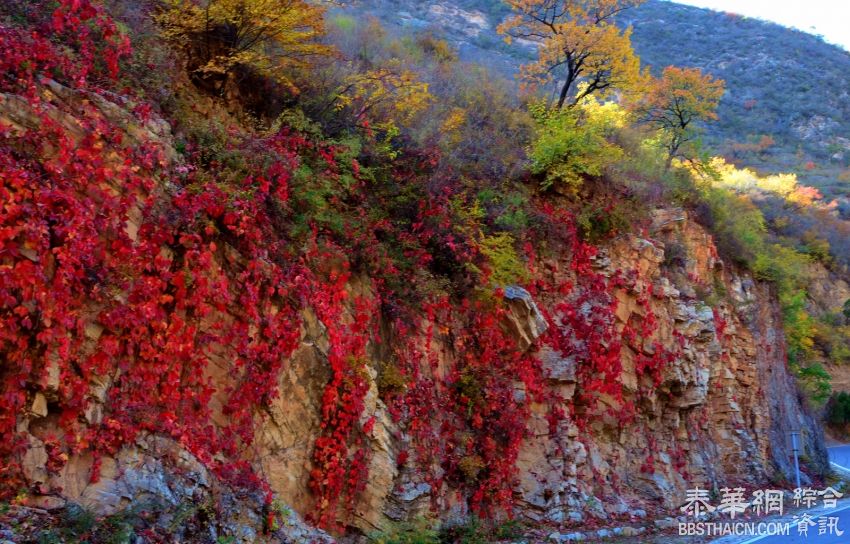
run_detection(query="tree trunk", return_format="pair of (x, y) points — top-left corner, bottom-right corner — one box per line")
(557, 81), (570, 109)
(556, 62), (577, 109)
(665, 137), (680, 169)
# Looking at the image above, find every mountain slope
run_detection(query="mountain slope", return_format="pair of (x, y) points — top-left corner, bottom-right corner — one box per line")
(0, 0), (839, 541)
(344, 0), (850, 198)
(622, 1), (850, 195)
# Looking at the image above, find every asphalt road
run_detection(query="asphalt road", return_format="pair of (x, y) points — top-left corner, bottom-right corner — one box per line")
(731, 504), (850, 543)
(828, 444), (850, 472)
(711, 446), (850, 543)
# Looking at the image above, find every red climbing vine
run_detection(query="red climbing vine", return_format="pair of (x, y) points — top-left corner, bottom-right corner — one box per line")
(1, 0), (696, 531)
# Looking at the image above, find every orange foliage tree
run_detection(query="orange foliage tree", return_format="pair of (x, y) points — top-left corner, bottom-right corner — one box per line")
(632, 66), (725, 163)
(498, 0), (645, 109)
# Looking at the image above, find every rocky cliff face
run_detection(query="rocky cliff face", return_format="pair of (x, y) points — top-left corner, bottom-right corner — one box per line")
(508, 209), (829, 524)
(288, 207), (827, 532)
(2, 80), (827, 542)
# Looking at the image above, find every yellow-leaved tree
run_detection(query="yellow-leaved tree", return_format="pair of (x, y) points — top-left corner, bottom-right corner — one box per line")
(334, 68), (431, 129)
(631, 66), (725, 164)
(498, 0), (646, 109)
(158, 0), (331, 91)
(331, 64), (432, 156)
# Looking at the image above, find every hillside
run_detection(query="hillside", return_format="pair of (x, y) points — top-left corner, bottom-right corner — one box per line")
(0, 1), (846, 543)
(345, 0), (850, 200)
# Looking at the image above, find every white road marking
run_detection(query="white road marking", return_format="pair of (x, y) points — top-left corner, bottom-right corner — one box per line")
(830, 461), (850, 472)
(715, 448), (850, 543)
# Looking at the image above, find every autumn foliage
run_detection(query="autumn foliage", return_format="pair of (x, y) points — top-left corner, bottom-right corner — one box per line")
(0, 0), (843, 537)
(632, 66), (725, 162)
(499, 0), (646, 108)
(0, 0), (369, 520)
(157, 0), (330, 91)
(0, 1), (671, 524)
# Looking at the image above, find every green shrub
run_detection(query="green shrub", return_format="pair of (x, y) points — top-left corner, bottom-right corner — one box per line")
(663, 238), (689, 269)
(475, 232), (529, 286)
(813, 317), (850, 364)
(435, 516), (523, 544)
(781, 290), (816, 364)
(575, 201), (632, 243)
(438, 517), (488, 544)
(795, 363), (831, 405)
(826, 392), (850, 428)
(493, 191), (531, 232)
(370, 519), (439, 544)
(528, 102), (622, 192)
(36, 503), (146, 544)
(378, 363), (407, 396)
(800, 230), (832, 264)
(753, 245), (810, 294)
(492, 519), (525, 539)
(699, 187), (765, 267)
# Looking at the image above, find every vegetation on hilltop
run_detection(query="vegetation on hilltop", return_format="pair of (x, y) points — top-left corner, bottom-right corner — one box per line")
(157, 0), (329, 93)
(630, 66), (725, 164)
(498, 0), (645, 109)
(348, 0), (850, 201)
(620, 1), (850, 198)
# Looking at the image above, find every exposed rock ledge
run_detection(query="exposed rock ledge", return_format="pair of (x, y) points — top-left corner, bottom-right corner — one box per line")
(3, 80), (827, 541)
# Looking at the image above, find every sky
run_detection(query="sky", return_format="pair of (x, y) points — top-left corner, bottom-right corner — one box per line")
(674, 0), (850, 52)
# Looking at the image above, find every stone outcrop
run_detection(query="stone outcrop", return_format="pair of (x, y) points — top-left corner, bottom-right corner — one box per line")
(245, 208), (824, 533)
(0, 79), (174, 161)
(3, 81), (827, 541)
(501, 208), (827, 525)
(504, 285), (550, 349)
(17, 434), (332, 543)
